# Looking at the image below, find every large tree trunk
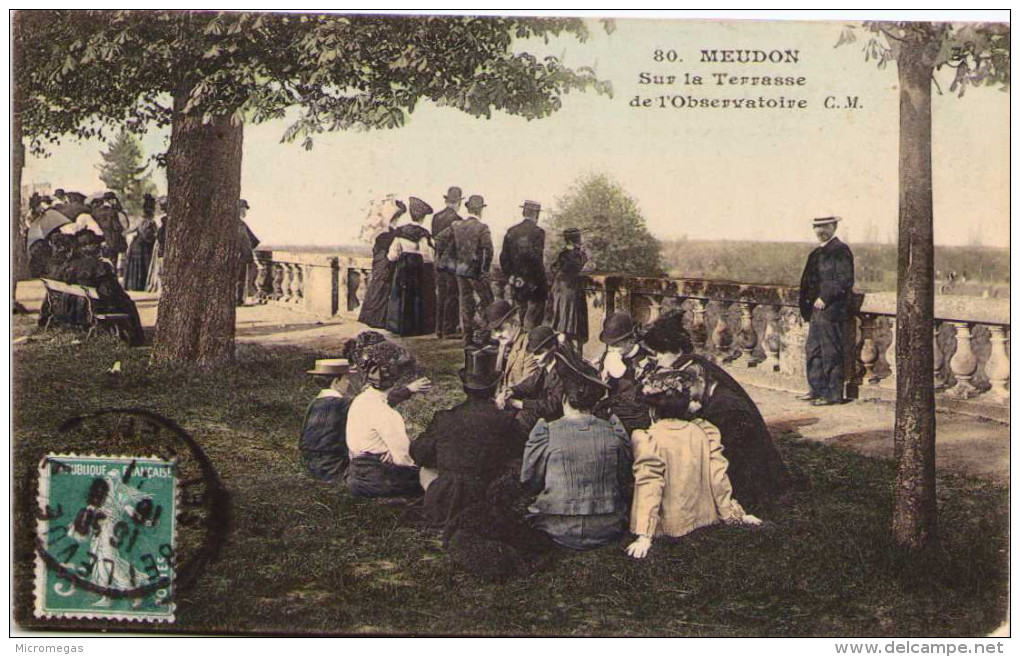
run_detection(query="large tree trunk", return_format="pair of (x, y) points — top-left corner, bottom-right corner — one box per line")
(11, 11), (29, 310)
(892, 37), (937, 549)
(151, 91), (243, 366)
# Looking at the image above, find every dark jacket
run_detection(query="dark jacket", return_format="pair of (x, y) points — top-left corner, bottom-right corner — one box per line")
(410, 397), (527, 529)
(299, 393), (352, 482)
(798, 237), (854, 321)
(92, 206), (128, 253)
(432, 208), (461, 273)
(440, 216), (493, 279)
(500, 220), (547, 292)
(593, 347), (653, 434)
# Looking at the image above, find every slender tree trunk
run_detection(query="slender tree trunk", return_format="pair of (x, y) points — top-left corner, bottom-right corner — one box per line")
(892, 37), (937, 548)
(11, 11), (29, 310)
(151, 90), (243, 366)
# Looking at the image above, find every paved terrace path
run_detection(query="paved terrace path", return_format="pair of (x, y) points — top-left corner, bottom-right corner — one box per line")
(16, 282), (1010, 486)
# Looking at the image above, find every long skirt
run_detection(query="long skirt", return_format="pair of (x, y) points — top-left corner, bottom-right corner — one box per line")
(145, 254), (163, 294)
(386, 253), (429, 336)
(549, 279), (588, 343)
(346, 455), (422, 498)
(124, 239), (154, 291)
(358, 259), (395, 328)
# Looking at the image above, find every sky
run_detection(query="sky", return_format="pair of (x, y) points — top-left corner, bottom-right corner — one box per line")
(22, 16), (1010, 250)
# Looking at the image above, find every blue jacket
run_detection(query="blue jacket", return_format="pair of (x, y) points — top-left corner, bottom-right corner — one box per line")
(521, 414), (632, 516)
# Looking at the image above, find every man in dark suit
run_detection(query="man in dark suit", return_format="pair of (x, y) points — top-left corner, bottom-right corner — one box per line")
(432, 186), (464, 339)
(438, 194), (494, 345)
(797, 216), (855, 405)
(500, 200), (548, 329)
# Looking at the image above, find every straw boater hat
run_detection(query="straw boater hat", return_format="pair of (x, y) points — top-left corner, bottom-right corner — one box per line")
(812, 216), (841, 227)
(306, 358), (351, 376)
(520, 200), (541, 214)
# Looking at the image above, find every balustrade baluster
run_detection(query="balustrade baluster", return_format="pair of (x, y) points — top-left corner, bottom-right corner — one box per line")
(858, 314), (880, 384)
(281, 264), (295, 302)
(933, 322), (945, 388)
(761, 305), (781, 372)
(735, 302), (759, 366)
(711, 302), (733, 356)
(881, 317), (897, 388)
(294, 265), (304, 302)
(689, 299), (709, 350)
(984, 324), (1010, 402)
(946, 322), (979, 399)
(271, 264), (284, 301)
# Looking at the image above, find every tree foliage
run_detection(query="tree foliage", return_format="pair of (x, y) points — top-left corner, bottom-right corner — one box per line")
(18, 11), (613, 153)
(838, 21), (1009, 95)
(546, 172), (664, 277)
(96, 129), (157, 216)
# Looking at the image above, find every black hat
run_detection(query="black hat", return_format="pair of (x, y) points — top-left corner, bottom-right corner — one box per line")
(239, 199), (250, 210)
(74, 229), (104, 246)
(481, 299), (518, 330)
(465, 195), (486, 213)
(640, 313), (694, 355)
(526, 325), (558, 353)
(102, 191), (118, 201)
(66, 192), (87, 203)
(599, 311), (637, 346)
(460, 346), (500, 390)
(444, 186), (463, 203)
(54, 188), (66, 196)
(409, 197), (433, 218)
(520, 200), (541, 214)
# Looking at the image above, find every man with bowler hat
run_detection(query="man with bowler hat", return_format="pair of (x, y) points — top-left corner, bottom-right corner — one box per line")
(410, 346), (528, 529)
(482, 299), (539, 409)
(432, 186), (464, 339)
(438, 194), (494, 345)
(500, 200), (548, 329)
(797, 216), (855, 406)
(592, 311), (653, 434)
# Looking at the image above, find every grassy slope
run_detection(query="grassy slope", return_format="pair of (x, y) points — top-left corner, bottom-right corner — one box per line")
(12, 322), (1008, 636)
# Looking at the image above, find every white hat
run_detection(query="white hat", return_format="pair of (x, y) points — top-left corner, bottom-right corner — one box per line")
(812, 216), (841, 227)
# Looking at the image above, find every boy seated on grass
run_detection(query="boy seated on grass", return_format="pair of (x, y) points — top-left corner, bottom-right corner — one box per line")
(626, 367), (761, 560)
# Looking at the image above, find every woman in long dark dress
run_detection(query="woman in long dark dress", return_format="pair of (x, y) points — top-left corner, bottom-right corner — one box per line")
(358, 201), (406, 328)
(549, 228), (590, 351)
(385, 197), (435, 336)
(124, 196), (157, 291)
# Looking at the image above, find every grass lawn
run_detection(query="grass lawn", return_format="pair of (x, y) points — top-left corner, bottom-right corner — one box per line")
(12, 318), (1009, 636)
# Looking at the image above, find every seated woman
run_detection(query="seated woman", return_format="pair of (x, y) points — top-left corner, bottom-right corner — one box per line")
(520, 359), (632, 551)
(345, 341), (424, 498)
(625, 367), (761, 560)
(299, 359), (355, 483)
(637, 313), (791, 510)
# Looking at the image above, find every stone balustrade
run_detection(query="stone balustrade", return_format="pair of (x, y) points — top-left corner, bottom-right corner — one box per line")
(249, 250), (1009, 420)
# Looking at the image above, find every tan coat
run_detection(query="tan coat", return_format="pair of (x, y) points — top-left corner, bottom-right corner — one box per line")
(630, 418), (747, 538)
(496, 331), (539, 400)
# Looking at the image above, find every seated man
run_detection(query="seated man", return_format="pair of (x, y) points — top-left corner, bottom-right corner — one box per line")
(482, 300), (538, 411)
(410, 346), (527, 529)
(592, 311), (653, 434)
(345, 341), (423, 498)
(505, 326), (582, 431)
(300, 359), (355, 483)
(638, 313), (791, 510)
(521, 359), (632, 551)
(626, 367), (762, 560)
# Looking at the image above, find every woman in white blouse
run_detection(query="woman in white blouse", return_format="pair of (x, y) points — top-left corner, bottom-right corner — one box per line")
(386, 196), (436, 336)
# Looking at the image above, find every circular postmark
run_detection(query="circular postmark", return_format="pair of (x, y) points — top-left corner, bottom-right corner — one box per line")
(33, 409), (229, 620)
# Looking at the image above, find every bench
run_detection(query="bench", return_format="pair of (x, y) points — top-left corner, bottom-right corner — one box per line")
(40, 278), (132, 340)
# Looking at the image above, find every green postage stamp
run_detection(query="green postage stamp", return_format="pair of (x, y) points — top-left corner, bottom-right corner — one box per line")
(34, 454), (177, 622)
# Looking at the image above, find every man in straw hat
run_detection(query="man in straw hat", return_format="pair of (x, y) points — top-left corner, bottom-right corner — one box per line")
(410, 346), (527, 529)
(300, 359), (355, 483)
(797, 216), (855, 406)
(499, 200), (548, 329)
(432, 186), (464, 339)
(521, 357), (632, 551)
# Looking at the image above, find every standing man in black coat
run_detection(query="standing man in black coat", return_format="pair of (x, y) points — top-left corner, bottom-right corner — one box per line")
(432, 186), (464, 339)
(797, 216), (855, 406)
(500, 200), (548, 329)
(438, 194), (494, 345)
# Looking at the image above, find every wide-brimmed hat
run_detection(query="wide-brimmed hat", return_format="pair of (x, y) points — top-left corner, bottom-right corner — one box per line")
(465, 195), (486, 213)
(460, 345), (500, 390)
(812, 216), (841, 227)
(527, 325), (558, 354)
(599, 311), (637, 346)
(66, 192), (87, 203)
(640, 313), (694, 355)
(306, 358), (351, 376)
(409, 196), (434, 218)
(444, 186), (463, 203)
(520, 200), (541, 214)
(482, 299), (518, 330)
